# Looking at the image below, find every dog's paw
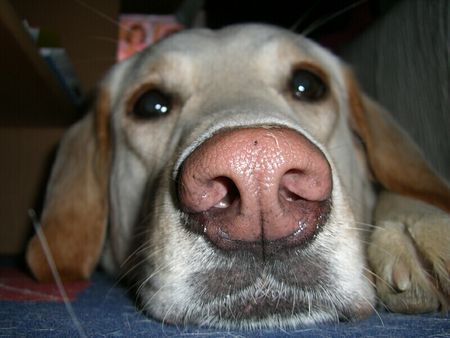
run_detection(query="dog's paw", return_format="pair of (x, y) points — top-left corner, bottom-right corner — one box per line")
(368, 192), (449, 313)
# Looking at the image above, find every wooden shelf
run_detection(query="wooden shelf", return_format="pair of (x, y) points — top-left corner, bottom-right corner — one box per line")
(0, 1), (79, 127)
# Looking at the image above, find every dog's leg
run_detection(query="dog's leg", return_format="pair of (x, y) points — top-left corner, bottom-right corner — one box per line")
(368, 191), (449, 313)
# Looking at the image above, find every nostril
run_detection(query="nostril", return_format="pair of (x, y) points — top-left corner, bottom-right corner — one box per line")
(178, 173), (240, 213)
(279, 186), (302, 202)
(212, 177), (240, 209)
(279, 169), (307, 202)
(280, 168), (331, 202)
(279, 173), (301, 202)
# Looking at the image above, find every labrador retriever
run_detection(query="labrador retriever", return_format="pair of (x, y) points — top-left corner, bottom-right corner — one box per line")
(26, 24), (450, 329)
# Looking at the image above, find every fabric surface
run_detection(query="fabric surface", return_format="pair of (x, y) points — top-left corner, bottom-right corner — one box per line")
(1, 266), (449, 337)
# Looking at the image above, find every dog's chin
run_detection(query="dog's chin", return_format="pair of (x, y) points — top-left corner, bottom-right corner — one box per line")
(137, 248), (375, 329)
(141, 277), (374, 329)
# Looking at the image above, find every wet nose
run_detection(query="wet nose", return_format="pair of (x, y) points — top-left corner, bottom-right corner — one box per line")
(177, 127), (332, 255)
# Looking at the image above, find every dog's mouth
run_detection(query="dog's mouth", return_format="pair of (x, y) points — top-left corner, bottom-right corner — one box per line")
(139, 184), (374, 329)
(181, 197), (332, 258)
(182, 245), (337, 321)
(138, 127), (374, 328)
(150, 257), (370, 328)
(139, 237), (374, 328)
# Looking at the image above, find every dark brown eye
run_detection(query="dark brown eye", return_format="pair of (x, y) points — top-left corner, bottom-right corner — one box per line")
(290, 69), (327, 102)
(132, 89), (172, 118)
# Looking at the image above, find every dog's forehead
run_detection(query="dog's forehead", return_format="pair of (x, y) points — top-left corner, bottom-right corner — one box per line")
(132, 24), (341, 79)
(157, 24), (292, 52)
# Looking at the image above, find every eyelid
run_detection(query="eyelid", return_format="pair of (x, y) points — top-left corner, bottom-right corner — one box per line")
(290, 62), (329, 82)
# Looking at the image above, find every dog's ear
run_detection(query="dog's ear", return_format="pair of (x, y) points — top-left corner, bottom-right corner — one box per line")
(346, 70), (450, 212)
(26, 89), (110, 281)
(345, 70), (450, 213)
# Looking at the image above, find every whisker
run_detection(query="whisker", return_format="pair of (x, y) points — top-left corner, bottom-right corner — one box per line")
(362, 267), (376, 289)
(351, 221), (383, 229)
(290, 1), (323, 32)
(360, 292), (385, 327)
(120, 240), (159, 269)
(318, 284), (340, 323)
(346, 226), (376, 233)
(135, 260), (176, 297)
(137, 283), (168, 315)
(362, 267), (396, 295)
(333, 219), (378, 232)
(28, 209), (87, 338)
(161, 301), (177, 333)
(302, 0), (368, 37)
(74, 0), (125, 30)
(360, 239), (396, 259)
(104, 246), (165, 297)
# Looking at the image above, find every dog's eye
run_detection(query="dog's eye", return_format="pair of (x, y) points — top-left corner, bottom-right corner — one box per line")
(290, 69), (327, 102)
(132, 90), (171, 118)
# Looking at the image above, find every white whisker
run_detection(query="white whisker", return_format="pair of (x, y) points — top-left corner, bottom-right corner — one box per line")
(290, 2), (321, 32)
(302, 0), (368, 37)
(105, 247), (164, 296)
(135, 260), (176, 297)
(360, 292), (385, 327)
(74, 0), (125, 30)
(28, 210), (87, 338)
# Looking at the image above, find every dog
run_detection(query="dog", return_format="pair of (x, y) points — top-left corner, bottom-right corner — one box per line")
(26, 24), (450, 329)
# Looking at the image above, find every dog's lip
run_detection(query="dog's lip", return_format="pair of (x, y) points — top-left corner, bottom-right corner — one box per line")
(182, 197), (331, 257)
(219, 290), (305, 321)
(195, 250), (329, 298)
(189, 270), (373, 325)
(201, 288), (372, 325)
(196, 273), (335, 323)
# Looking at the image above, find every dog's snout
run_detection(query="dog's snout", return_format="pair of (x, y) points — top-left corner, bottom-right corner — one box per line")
(178, 128), (332, 254)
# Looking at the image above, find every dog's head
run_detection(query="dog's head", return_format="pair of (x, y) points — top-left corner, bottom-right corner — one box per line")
(27, 24), (450, 328)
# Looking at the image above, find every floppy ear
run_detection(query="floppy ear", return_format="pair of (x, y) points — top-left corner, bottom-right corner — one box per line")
(345, 70), (450, 213)
(26, 89), (110, 281)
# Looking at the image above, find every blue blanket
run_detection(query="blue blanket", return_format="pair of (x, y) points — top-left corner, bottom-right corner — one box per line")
(1, 270), (449, 337)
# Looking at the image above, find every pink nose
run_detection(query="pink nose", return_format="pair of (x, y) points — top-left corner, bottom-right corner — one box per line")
(177, 128), (332, 255)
